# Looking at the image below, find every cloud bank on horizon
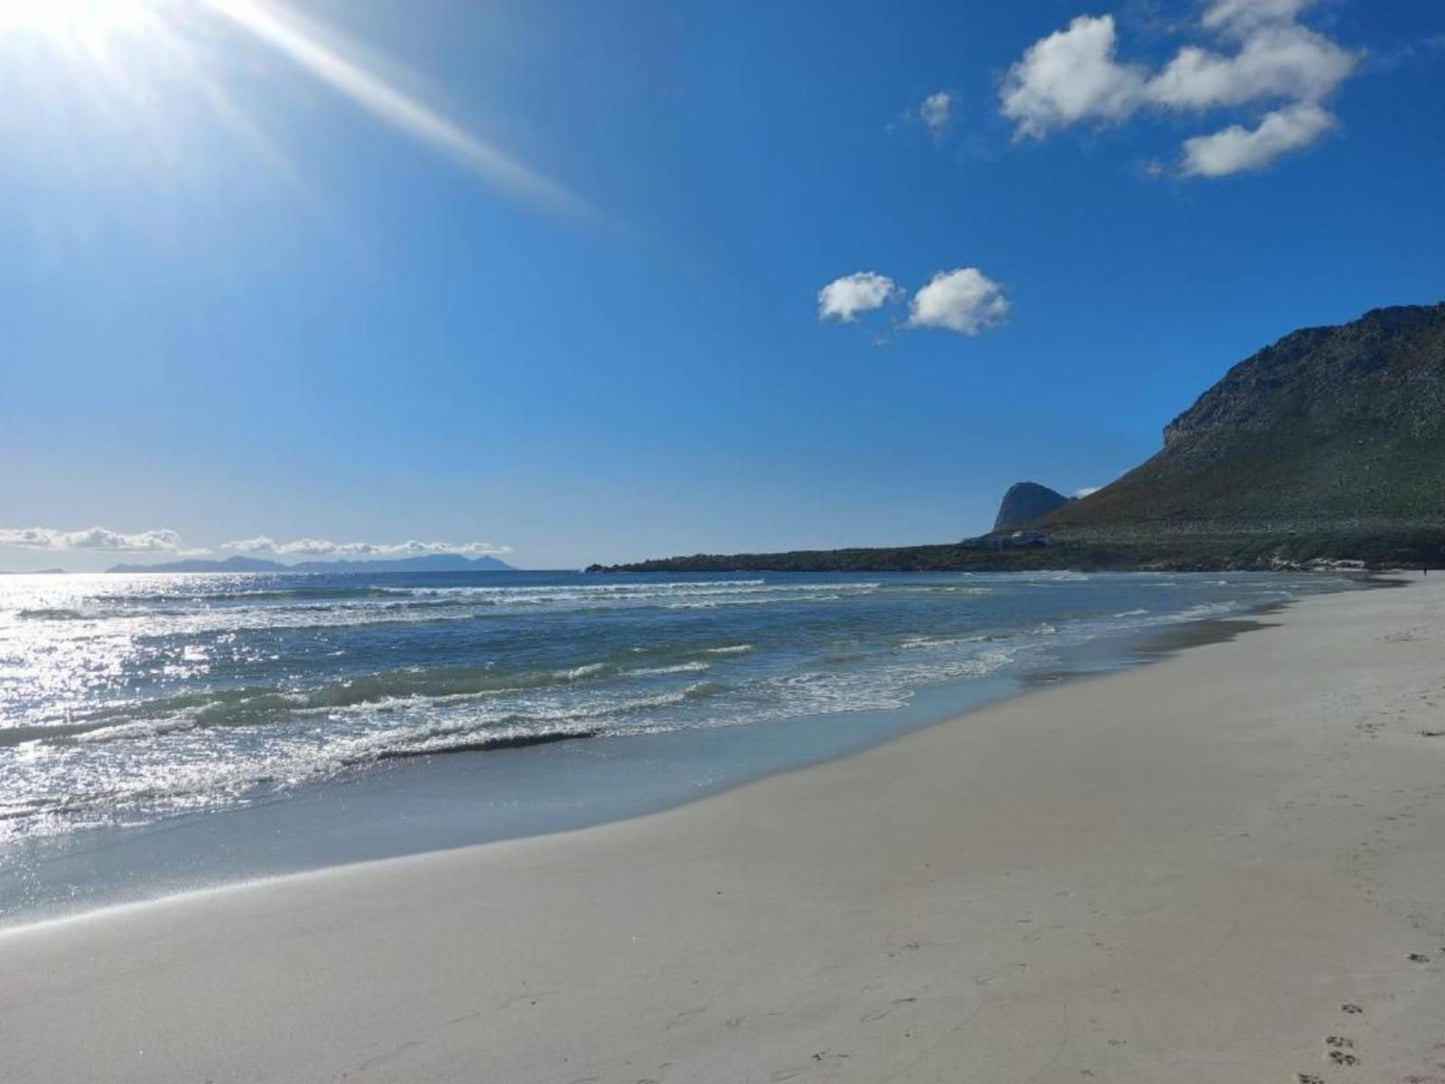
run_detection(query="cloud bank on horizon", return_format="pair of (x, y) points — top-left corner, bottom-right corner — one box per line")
(224, 537), (511, 558)
(0, 527), (510, 561)
(1000, 0), (1359, 177)
(0, 527), (195, 555)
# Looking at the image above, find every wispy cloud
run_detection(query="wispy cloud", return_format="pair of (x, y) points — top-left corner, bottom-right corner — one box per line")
(1364, 31), (1445, 75)
(919, 91), (954, 139)
(224, 536), (511, 558)
(1000, 1), (1358, 176)
(203, 0), (593, 220)
(0, 526), (197, 553)
(1201, 0), (1313, 36)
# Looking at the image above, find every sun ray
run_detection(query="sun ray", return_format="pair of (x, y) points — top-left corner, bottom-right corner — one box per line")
(200, 0), (595, 222)
(1, 0), (602, 228)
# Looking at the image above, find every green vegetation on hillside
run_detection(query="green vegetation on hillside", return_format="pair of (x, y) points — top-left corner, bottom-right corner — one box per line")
(591, 528), (1445, 574)
(594, 304), (1445, 573)
(1047, 303), (1445, 534)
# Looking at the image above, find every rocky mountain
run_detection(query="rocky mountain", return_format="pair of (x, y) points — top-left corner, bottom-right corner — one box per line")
(993, 482), (1072, 532)
(1046, 303), (1445, 541)
(595, 302), (1445, 572)
(108, 553), (516, 574)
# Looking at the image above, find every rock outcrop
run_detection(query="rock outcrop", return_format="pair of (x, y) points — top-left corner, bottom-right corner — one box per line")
(993, 482), (1072, 532)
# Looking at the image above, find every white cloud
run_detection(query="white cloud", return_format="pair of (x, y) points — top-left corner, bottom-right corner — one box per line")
(919, 91), (953, 137)
(999, 2), (1357, 175)
(1202, 0), (1313, 36)
(1074, 486), (1102, 498)
(0, 527), (513, 562)
(817, 272), (901, 323)
(906, 268), (1011, 336)
(226, 536), (278, 553)
(223, 537), (512, 559)
(1180, 99), (1335, 176)
(1148, 24), (1356, 110)
(0, 526), (190, 552)
(1001, 15), (1147, 139)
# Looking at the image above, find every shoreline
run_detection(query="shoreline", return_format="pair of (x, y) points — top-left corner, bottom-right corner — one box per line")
(0, 575), (1354, 928)
(4, 576), (1443, 1081)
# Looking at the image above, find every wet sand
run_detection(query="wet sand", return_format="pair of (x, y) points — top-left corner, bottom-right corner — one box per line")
(3, 577), (1443, 1082)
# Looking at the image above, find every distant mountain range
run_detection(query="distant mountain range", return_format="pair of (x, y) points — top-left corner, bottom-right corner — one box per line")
(107, 553), (515, 574)
(595, 302), (1445, 572)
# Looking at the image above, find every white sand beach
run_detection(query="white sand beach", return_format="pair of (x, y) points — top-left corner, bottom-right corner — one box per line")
(3, 577), (1443, 1083)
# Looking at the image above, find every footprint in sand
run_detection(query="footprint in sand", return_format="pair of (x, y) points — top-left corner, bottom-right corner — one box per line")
(666, 1006), (705, 1030)
(860, 996), (917, 1024)
(1407, 952), (1431, 963)
(1297, 1074), (1324, 1083)
(1341, 1003), (1365, 1014)
(1326, 1036), (1354, 1049)
(1329, 1049), (1359, 1066)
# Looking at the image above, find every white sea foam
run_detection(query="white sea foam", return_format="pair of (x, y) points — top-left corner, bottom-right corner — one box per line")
(554, 662), (606, 681)
(622, 662), (712, 677)
(898, 634), (990, 650)
(0, 569), (1339, 846)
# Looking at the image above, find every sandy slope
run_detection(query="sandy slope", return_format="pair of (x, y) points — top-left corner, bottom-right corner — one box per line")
(3, 578), (1444, 1083)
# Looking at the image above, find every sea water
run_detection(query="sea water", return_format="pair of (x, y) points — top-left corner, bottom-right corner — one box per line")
(0, 569), (1354, 921)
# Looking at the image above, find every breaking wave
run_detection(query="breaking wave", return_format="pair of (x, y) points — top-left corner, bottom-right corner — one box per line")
(0, 568), (1339, 843)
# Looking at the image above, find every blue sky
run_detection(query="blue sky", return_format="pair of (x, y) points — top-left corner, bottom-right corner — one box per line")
(1, 0), (1442, 570)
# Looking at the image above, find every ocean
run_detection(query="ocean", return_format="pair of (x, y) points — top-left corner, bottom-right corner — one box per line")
(0, 569), (1355, 921)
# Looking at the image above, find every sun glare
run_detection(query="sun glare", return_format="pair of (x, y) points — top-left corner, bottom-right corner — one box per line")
(0, 0), (150, 36)
(0, 0), (589, 226)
